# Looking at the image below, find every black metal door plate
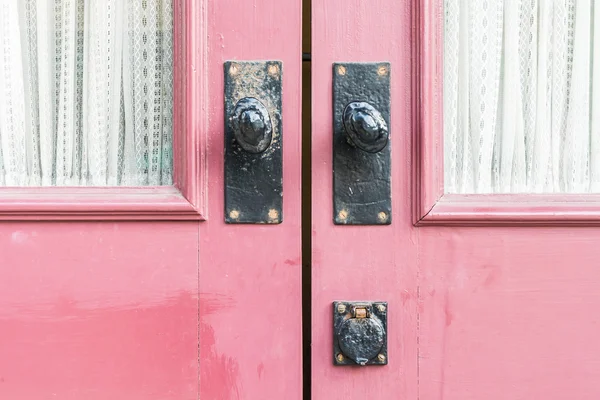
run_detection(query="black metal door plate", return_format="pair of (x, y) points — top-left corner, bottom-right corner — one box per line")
(333, 63), (391, 225)
(224, 61), (283, 224)
(333, 301), (388, 366)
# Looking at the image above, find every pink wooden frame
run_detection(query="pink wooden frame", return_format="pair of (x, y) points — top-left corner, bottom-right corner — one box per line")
(0, 0), (207, 221)
(413, 0), (600, 226)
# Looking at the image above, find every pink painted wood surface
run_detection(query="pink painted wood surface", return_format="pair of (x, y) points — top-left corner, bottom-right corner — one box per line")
(414, 1), (600, 398)
(418, 227), (600, 400)
(0, 0), (205, 222)
(0, 187), (198, 220)
(0, 1), (302, 399)
(413, 0), (445, 224)
(314, 0), (600, 399)
(312, 1), (418, 399)
(174, 0), (208, 219)
(420, 194), (600, 225)
(414, 0), (600, 226)
(0, 4), (202, 396)
(198, 0), (302, 399)
(0, 222), (199, 399)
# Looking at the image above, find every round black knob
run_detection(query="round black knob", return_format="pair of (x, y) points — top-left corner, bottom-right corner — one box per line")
(337, 317), (385, 365)
(342, 101), (388, 153)
(231, 97), (273, 153)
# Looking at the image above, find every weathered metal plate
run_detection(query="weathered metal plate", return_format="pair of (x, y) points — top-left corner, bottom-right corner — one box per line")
(333, 301), (388, 366)
(333, 63), (391, 225)
(224, 61), (283, 224)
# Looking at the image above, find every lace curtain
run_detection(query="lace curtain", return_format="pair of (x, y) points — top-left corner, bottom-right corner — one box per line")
(444, 0), (599, 193)
(0, 0), (173, 186)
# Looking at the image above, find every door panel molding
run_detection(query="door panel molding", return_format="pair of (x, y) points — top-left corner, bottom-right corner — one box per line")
(413, 0), (600, 226)
(0, 0), (207, 222)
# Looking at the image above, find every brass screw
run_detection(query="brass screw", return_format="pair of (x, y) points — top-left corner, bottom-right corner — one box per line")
(229, 63), (239, 76)
(336, 353), (345, 363)
(377, 353), (386, 363)
(268, 209), (279, 221)
(229, 210), (240, 220)
(268, 64), (279, 76)
(337, 303), (346, 314)
(377, 211), (388, 223)
(337, 65), (347, 76)
(377, 65), (388, 76)
(377, 304), (386, 313)
(338, 209), (348, 221)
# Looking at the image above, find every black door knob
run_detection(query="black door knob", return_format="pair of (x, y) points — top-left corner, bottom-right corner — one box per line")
(342, 101), (388, 153)
(231, 97), (273, 153)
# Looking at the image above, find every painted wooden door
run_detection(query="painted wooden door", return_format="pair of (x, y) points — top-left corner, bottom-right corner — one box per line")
(311, 0), (600, 399)
(0, 1), (302, 399)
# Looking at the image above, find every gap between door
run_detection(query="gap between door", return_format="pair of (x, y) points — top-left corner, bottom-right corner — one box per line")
(301, 0), (312, 398)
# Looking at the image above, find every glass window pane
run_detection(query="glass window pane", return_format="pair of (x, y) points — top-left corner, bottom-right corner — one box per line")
(443, 0), (599, 193)
(0, 0), (173, 186)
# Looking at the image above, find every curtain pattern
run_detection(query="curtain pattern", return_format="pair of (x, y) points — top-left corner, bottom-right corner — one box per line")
(444, 0), (599, 193)
(0, 0), (173, 186)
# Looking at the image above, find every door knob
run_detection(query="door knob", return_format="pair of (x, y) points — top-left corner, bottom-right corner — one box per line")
(333, 301), (388, 366)
(343, 101), (388, 153)
(232, 97), (273, 154)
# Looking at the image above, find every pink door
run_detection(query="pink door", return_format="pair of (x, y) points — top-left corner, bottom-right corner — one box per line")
(0, 1), (302, 399)
(312, 0), (600, 399)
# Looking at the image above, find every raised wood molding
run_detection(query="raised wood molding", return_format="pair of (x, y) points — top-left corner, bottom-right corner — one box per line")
(413, 0), (600, 226)
(0, 0), (207, 221)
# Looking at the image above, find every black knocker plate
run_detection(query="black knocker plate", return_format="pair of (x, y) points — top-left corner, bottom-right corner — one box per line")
(333, 301), (388, 366)
(224, 61), (283, 224)
(333, 62), (391, 225)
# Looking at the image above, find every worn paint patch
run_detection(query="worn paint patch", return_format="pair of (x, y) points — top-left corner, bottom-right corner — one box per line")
(257, 362), (265, 380)
(284, 257), (301, 266)
(199, 293), (240, 400)
(10, 231), (28, 244)
(199, 322), (241, 400)
(0, 292), (197, 398)
(401, 289), (412, 305)
(444, 300), (454, 327)
(482, 264), (501, 288)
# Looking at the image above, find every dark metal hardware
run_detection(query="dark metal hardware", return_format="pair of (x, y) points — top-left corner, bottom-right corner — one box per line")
(232, 97), (273, 154)
(224, 61), (283, 224)
(343, 102), (388, 153)
(333, 301), (388, 366)
(333, 62), (391, 225)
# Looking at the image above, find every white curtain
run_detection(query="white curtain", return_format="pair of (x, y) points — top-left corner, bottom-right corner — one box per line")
(0, 0), (173, 187)
(444, 0), (600, 193)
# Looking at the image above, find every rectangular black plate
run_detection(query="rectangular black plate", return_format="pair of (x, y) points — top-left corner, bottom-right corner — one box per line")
(333, 62), (391, 225)
(333, 301), (388, 366)
(224, 61), (283, 224)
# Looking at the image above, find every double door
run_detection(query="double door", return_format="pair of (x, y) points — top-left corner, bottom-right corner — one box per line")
(2, 0), (599, 399)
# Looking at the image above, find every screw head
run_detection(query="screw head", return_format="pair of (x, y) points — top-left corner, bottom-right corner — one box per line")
(337, 65), (347, 76)
(377, 65), (389, 76)
(268, 64), (279, 76)
(337, 303), (346, 314)
(377, 353), (386, 363)
(229, 210), (240, 220)
(336, 353), (345, 363)
(338, 209), (348, 221)
(377, 211), (388, 223)
(229, 63), (239, 76)
(268, 209), (279, 222)
(377, 304), (386, 313)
